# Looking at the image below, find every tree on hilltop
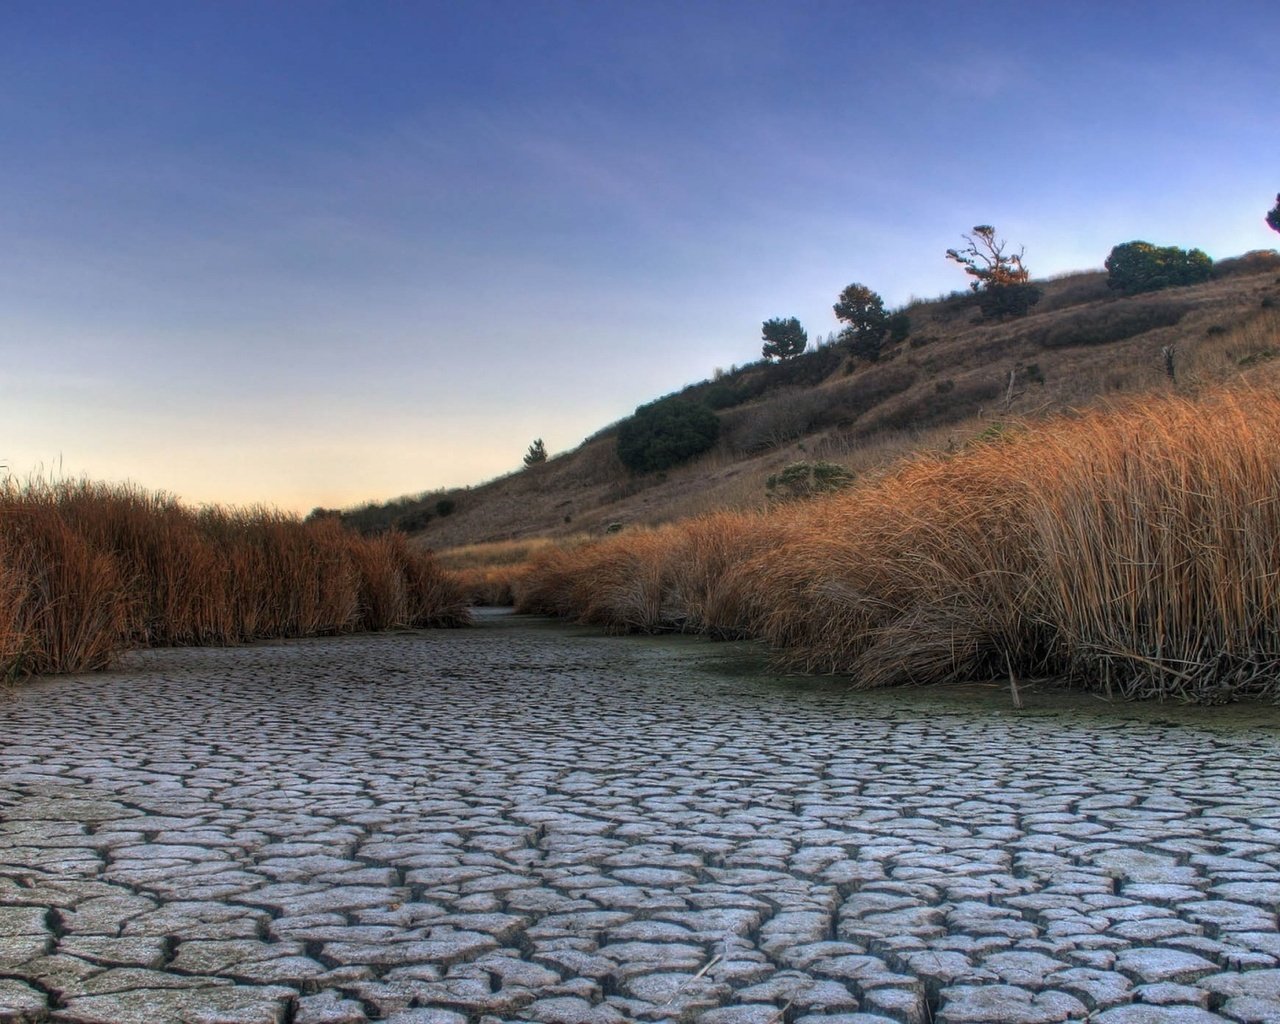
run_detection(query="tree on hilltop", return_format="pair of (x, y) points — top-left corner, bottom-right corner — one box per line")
(946, 225), (1040, 319)
(761, 317), (808, 360)
(834, 283), (888, 361)
(523, 438), (548, 467)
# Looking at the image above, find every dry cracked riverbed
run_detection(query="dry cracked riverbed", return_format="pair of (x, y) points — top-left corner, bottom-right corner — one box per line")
(4, 612), (1280, 1024)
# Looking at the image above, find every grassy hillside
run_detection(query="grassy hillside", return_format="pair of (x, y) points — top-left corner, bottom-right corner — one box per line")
(347, 251), (1280, 551)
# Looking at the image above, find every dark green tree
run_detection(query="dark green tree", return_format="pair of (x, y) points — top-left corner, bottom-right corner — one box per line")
(834, 283), (888, 361)
(761, 317), (808, 360)
(946, 225), (1041, 319)
(1104, 241), (1213, 295)
(616, 398), (719, 473)
(1267, 194), (1280, 235)
(523, 438), (548, 467)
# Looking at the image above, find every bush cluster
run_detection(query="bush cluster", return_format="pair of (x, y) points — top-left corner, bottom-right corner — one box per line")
(977, 282), (1041, 320)
(1211, 250), (1280, 280)
(616, 397), (720, 473)
(766, 461), (855, 502)
(718, 364), (917, 453)
(862, 376), (1003, 433)
(1105, 241), (1213, 295)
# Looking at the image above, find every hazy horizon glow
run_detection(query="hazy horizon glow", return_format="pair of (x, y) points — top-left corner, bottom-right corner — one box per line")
(3, 1), (1278, 512)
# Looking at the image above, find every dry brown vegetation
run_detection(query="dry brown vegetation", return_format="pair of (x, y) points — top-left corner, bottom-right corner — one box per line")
(0, 481), (468, 681)
(514, 379), (1280, 702)
(439, 536), (595, 607)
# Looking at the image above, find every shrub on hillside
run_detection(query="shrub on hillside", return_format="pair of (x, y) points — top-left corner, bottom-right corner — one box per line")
(1105, 241), (1213, 295)
(977, 282), (1042, 320)
(823, 363), (917, 416)
(723, 391), (827, 453)
(695, 347), (845, 414)
(1037, 299), (1188, 349)
(704, 384), (743, 410)
(862, 375), (1003, 433)
(719, 364), (917, 452)
(766, 461), (855, 502)
(616, 398), (720, 473)
(886, 312), (911, 345)
(395, 508), (433, 532)
(761, 343), (845, 388)
(1035, 272), (1111, 313)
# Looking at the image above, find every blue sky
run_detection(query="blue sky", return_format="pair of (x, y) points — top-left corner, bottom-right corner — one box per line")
(2, 2), (1277, 512)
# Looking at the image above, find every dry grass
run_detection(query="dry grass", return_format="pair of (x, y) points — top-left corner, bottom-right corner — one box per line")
(438, 534), (596, 606)
(0, 490), (127, 678)
(0, 480), (469, 681)
(452, 565), (523, 607)
(515, 383), (1280, 702)
(1179, 308), (1280, 387)
(435, 536), (588, 571)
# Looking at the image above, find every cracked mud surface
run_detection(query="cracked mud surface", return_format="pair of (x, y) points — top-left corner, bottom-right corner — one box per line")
(3, 610), (1280, 1023)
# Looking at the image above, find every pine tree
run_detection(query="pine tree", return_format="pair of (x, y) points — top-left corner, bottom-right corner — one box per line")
(523, 438), (547, 467)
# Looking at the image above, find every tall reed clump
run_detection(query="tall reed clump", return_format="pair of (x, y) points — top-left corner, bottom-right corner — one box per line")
(446, 535), (595, 608)
(1024, 391), (1280, 699)
(0, 480), (469, 681)
(0, 482), (127, 678)
(514, 386), (1280, 702)
(516, 513), (782, 634)
(738, 440), (1050, 686)
(517, 527), (672, 630)
(53, 481), (231, 644)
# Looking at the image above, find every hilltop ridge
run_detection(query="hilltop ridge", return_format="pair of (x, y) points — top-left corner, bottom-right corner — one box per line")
(334, 251), (1280, 551)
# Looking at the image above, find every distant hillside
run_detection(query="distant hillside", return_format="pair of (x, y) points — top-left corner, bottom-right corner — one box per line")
(331, 251), (1280, 551)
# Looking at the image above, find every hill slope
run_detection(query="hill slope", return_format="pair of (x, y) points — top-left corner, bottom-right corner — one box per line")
(339, 253), (1280, 551)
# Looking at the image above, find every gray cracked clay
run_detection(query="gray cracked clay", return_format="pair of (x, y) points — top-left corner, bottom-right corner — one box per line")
(3, 611), (1280, 1023)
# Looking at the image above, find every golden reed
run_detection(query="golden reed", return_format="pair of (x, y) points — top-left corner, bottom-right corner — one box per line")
(517, 387), (1280, 701)
(0, 480), (468, 680)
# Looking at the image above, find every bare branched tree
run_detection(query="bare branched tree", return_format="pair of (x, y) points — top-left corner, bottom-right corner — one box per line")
(946, 225), (1031, 290)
